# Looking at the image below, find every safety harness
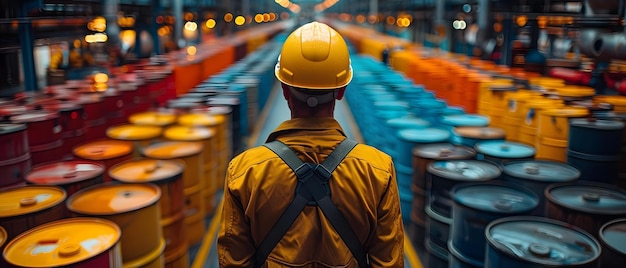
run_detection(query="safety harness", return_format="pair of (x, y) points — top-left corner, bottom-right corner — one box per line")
(254, 138), (369, 268)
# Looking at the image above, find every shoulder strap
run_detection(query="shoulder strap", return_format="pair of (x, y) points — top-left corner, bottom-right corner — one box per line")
(255, 139), (368, 268)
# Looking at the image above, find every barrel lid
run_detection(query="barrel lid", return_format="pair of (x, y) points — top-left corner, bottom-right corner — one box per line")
(539, 107), (589, 117)
(106, 124), (162, 140)
(387, 117), (430, 129)
(68, 183), (160, 214)
(600, 218), (626, 255)
(26, 160), (105, 186)
(373, 101), (409, 110)
(453, 183), (538, 213)
(569, 118), (624, 130)
(74, 94), (102, 104)
(109, 159), (183, 183)
(142, 141), (203, 159)
(595, 95), (626, 106)
(410, 99), (447, 109)
(503, 160), (580, 183)
(0, 105), (32, 115)
(413, 143), (477, 160)
(0, 123), (27, 134)
(164, 125), (215, 141)
(453, 126), (506, 140)
(487, 216), (600, 266)
(440, 114), (490, 127)
(428, 160), (500, 181)
(72, 140), (133, 160)
(525, 99), (563, 109)
(397, 128), (450, 143)
(42, 102), (83, 112)
(0, 186), (67, 218)
(545, 182), (626, 215)
(475, 140), (536, 159)
(555, 85), (596, 97)
(177, 113), (223, 127)
(10, 111), (58, 122)
(3, 218), (121, 267)
(129, 111), (177, 126)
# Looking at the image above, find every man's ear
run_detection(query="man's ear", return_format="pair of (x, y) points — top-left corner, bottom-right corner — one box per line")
(335, 87), (346, 100)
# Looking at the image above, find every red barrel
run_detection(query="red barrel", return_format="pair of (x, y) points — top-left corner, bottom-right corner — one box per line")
(10, 111), (64, 166)
(0, 124), (30, 188)
(101, 89), (126, 126)
(41, 102), (86, 159)
(75, 94), (107, 141)
(25, 160), (105, 197)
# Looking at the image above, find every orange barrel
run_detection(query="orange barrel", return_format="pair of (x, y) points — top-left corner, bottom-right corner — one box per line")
(141, 141), (205, 246)
(178, 112), (228, 189)
(536, 107), (589, 162)
(109, 158), (188, 267)
(0, 124), (30, 188)
(25, 160), (104, 197)
(2, 218), (123, 268)
(67, 183), (165, 268)
(106, 124), (163, 157)
(501, 90), (543, 142)
(0, 185), (67, 242)
(451, 126), (506, 147)
(10, 111), (64, 166)
(518, 98), (564, 146)
(128, 110), (177, 127)
(163, 125), (217, 216)
(72, 139), (134, 182)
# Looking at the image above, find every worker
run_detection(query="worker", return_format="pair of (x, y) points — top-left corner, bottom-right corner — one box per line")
(217, 22), (404, 267)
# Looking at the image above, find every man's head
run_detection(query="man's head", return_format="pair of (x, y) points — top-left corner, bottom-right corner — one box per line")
(275, 22), (352, 110)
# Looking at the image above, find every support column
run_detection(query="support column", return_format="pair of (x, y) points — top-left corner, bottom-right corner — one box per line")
(173, 0), (183, 48)
(18, 1), (38, 92)
(104, 0), (120, 45)
(151, 0), (163, 55)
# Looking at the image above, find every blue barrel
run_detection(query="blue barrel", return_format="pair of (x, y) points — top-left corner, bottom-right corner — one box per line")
(386, 117), (430, 158)
(599, 218), (626, 268)
(474, 140), (536, 166)
(399, 185), (413, 224)
(450, 182), (539, 267)
(567, 118), (624, 183)
(502, 160), (579, 216)
(545, 182), (626, 237)
(451, 126), (506, 147)
(485, 216), (601, 268)
(409, 99), (447, 124)
(441, 106), (466, 116)
(425, 204), (453, 250)
(428, 160), (501, 218)
(438, 114), (490, 132)
(425, 237), (449, 268)
(395, 128), (450, 167)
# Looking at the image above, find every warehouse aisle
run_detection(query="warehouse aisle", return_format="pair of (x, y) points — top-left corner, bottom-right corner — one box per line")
(189, 84), (423, 268)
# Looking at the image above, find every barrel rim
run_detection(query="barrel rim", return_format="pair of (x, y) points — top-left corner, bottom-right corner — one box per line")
(502, 160), (581, 182)
(108, 158), (184, 184)
(452, 181), (539, 214)
(448, 239), (484, 267)
(0, 123), (27, 134)
(412, 142), (477, 160)
(545, 182), (626, 215)
(0, 185), (67, 218)
(599, 218), (626, 255)
(25, 160), (106, 186)
(428, 159), (501, 182)
(66, 181), (162, 216)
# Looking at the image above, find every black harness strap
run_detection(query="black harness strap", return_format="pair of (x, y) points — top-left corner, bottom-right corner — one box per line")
(254, 138), (368, 268)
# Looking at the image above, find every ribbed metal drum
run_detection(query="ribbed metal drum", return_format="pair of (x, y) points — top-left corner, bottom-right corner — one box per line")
(424, 238), (449, 268)
(485, 216), (601, 268)
(3, 218), (123, 268)
(10, 111), (63, 166)
(451, 126), (506, 147)
(474, 140), (536, 167)
(599, 218), (626, 268)
(450, 182), (539, 267)
(106, 124), (162, 157)
(396, 128), (450, 168)
(72, 139), (134, 182)
(25, 160), (105, 197)
(0, 124), (30, 188)
(545, 182), (626, 238)
(438, 114), (490, 133)
(41, 102), (85, 159)
(502, 160), (580, 216)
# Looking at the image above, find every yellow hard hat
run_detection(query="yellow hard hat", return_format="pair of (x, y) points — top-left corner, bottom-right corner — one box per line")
(275, 22), (353, 90)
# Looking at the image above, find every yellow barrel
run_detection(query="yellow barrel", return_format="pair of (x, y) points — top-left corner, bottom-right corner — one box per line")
(72, 139), (134, 182)
(502, 90), (543, 142)
(529, 76), (565, 90)
(3, 218), (122, 268)
(0, 185), (67, 242)
(478, 80), (515, 128)
(178, 112), (228, 184)
(108, 158), (186, 262)
(141, 141), (205, 246)
(164, 239), (189, 268)
(594, 95), (626, 112)
(518, 99), (565, 146)
(67, 183), (165, 268)
(163, 125), (217, 216)
(536, 107), (589, 162)
(0, 225), (6, 267)
(129, 110), (178, 127)
(106, 124), (163, 156)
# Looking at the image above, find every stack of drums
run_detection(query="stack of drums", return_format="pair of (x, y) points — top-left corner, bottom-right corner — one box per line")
(40, 102), (86, 159)
(109, 159), (188, 268)
(106, 124), (163, 157)
(2, 218), (123, 268)
(67, 183), (165, 268)
(502, 160), (580, 216)
(451, 126), (506, 147)
(409, 143), (476, 250)
(206, 97), (243, 155)
(0, 124), (30, 188)
(567, 118), (624, 183)
(25, 160), (105, 197)
(10, 111), (63, 166)
(474, 140), (536, 167)
(545, 182), (626, 239)
(449, 182), (539, 268)
(516, 98), (563, 145)
(599, 218), (626, 267)
(485, 216), (601, 268)
(501, 90), (544, 142)
(164, 125), (218, 216)
(424, 160), (501, 268)
(386, 116), (430, 167)
(535, 107), (588, 162)
(142, 141), (206, 246)
(0, 185), (67, 267)
(477, 80), (516, 129)
(72, 140), (134, 182)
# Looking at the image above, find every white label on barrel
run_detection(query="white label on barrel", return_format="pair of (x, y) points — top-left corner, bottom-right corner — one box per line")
(53, 125), (62, 134)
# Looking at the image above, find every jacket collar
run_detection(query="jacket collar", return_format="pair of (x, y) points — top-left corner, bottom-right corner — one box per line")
(265, 117), (347, 143)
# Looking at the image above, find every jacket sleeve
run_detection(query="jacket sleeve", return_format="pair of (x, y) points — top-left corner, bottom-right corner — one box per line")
(367, 162), (405, 267)
(217, 167), (256, 267)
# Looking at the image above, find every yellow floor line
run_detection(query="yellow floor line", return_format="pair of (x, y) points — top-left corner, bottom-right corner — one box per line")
(191, 198), (225, 268)
(404, 233), (423, 268)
